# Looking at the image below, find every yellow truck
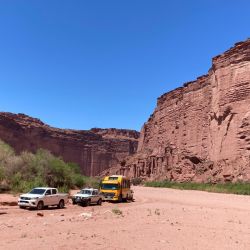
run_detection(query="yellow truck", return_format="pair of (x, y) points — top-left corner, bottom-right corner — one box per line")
(100, 175), (134, 202)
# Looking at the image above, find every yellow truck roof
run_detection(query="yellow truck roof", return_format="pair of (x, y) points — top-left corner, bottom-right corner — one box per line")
(102, 175), (129, 182)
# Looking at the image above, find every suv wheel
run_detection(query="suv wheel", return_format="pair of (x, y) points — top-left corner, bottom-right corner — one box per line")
(97, 199), (102, 206)
(85, 199), (90, 206)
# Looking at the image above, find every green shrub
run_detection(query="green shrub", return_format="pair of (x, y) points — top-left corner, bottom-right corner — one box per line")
(112, 207), (123, 216)
(0, 140), (99, 193)
(72, 174), (86, 188)
(10, 172), (22, 191)
(145, 180), (250, 195)
(0, 165), (5, 181)
(68, 162), (81, 174)
(0, 140), (14, 161)
(131, 177), (143, 186)
(46, 158), (72, 187)
(82, 176), (100, 189)
(57, 185), (70, 193)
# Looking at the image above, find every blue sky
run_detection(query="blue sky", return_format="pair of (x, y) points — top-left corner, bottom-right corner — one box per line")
(0, 0), (249, 131)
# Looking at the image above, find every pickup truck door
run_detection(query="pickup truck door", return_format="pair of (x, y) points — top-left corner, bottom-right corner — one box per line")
(44, 189), (53, 205)
(50, 188), (59, 205)
(92, 190), (99, 203)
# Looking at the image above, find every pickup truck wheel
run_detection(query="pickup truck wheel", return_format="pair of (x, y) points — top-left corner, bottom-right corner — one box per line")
(37, 201), (44, 210)
(84, 199), (90, 207)
(19, 206), (25, 209)
(58, 200), (65, 209)
(97, 199), (102, 206)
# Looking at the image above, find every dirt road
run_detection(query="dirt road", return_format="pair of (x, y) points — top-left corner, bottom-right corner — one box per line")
(1, 186), (250, 250)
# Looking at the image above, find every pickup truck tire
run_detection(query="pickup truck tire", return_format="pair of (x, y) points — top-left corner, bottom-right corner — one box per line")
(97, 199), (102, 206)
(19, 206), (25, 209)
(84, 199), (90, 207)
(58, 200), (65, 209)
(37, 201), (44, 210)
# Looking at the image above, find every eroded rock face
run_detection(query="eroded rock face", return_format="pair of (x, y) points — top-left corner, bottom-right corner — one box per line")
(0, 112), (139, 176)
(120, 39), (250, 183)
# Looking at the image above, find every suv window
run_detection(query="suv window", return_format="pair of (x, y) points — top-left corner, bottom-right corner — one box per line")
(52, 189), (57, 195)
(45, 189), (51, 195)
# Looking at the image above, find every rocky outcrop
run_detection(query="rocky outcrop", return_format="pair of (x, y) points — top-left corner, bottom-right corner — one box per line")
(119, 39), (250, 183)
(0, 112), (139, 176)
(90, 128), (140, 140)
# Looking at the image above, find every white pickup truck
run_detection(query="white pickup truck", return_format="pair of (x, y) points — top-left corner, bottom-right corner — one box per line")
(18, 187), (68, 210)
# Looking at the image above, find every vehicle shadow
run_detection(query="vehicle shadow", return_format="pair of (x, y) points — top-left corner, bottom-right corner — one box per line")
(27, 206), (67, 211)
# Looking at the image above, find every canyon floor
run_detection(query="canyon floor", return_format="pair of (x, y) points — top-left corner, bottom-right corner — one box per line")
(1, 186), (250, 250)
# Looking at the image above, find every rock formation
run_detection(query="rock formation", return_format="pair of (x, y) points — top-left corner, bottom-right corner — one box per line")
(0, 112), (139, 176)
(120, 39), (250, 183)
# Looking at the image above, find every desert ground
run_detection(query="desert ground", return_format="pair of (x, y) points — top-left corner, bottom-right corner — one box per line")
(1, 186), (250, 250)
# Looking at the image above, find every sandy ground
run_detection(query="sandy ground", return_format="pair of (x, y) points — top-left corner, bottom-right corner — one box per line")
(1, 186), (250, 250)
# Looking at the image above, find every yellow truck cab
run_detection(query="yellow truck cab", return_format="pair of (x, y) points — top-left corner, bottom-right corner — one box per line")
(100, 175), (133, 202)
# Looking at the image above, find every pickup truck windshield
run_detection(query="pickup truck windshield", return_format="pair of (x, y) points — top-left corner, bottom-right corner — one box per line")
(101, 184), (119, 190)
(29, 188), (46, 195)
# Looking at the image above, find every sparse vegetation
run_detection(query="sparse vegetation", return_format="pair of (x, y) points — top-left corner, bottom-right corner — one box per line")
(21, 233), (27, 238)
(147, 209), (152, 216)
(112, 207), (123, 216)
(155, 208), (160, 216)
(0, 140), (99, 193)
(145, 180), (250, 195)
(131, 177), (143, 186)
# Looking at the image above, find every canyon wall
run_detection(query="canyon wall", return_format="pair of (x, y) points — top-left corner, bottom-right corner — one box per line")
(0, 112), (139, 176)
(120, 39), (250, 183)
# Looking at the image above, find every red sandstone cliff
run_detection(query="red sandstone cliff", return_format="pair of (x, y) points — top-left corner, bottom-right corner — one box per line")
(120, 39), (250, 183)
(0, 112), (139, 176)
